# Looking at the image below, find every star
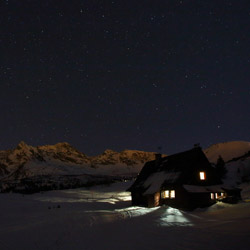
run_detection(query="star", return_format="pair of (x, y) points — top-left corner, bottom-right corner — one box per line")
(0, 0), (249, 156)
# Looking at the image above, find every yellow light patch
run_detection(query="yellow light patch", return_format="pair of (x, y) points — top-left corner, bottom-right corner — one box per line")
(199, 172), (205, 180)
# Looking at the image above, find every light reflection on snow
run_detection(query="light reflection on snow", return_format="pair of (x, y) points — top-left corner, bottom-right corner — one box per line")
(82, 207), (160, 225)
(115, 206), (159, 218)
(31, 184), (192, 227)
(34, 189), (131, 204)
(159, 207), (193, 227)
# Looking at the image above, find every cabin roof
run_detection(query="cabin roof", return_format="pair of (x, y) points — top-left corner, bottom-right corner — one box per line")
(128, 146), (221, 194)
(143, 171), (181, 195)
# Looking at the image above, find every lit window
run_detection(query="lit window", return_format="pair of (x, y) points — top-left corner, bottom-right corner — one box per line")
(215, 193), (218, 199)
(199, 172), (205, 180)
(161, 190), (169, 198)
(170, 190), (175, 199)
(162, 190), (175, 199)
(211, 193), (214, 199)
(164, 190), (169, 198)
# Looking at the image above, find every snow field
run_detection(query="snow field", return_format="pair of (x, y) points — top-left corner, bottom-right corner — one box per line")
(0, 181), (250, 250)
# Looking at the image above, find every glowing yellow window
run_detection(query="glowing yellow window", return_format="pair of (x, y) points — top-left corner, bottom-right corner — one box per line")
(215, 193), (218, 199)
(199, 172), (205, 180)
(164, 190), (169, 198)
(170, 190), (175, 199)
(162, 190), (175, 199)
(211, 193), (215, 199)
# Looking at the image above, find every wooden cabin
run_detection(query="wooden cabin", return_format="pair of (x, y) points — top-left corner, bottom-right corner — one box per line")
(127, 147), (241, 210)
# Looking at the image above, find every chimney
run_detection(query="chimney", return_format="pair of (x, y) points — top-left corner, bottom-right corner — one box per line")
(155, 153), (162, 166)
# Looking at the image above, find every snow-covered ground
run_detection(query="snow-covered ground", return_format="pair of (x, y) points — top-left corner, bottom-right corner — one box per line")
(0, 181), (250, 250)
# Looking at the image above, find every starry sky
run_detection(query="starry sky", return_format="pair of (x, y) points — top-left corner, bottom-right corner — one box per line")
(1, 0), (250, 155)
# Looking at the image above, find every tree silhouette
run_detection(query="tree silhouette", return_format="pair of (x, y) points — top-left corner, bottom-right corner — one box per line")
(216, 155), (227, 179)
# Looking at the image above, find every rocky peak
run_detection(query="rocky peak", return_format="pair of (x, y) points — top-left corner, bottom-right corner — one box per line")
(39, 142), (76, 153)
(54, 142), (72, 148)
(16, 141), (29, 150)
(102, 149), (117, 155)
(14, 141), (37, 156)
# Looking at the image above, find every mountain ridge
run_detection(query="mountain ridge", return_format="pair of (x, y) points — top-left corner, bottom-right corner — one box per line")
(204, 141), (250, 163)
(1, 140), (250, 193)
(0, 141), (159, 181)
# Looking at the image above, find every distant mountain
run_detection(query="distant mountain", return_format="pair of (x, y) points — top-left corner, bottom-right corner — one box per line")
(204, 141), (250, 163)
(203, 141), (250, 185)
(1, 140), (250, 193)
(0, 142), (158, 192)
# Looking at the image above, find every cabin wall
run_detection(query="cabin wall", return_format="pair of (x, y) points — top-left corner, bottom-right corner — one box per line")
(160, 186), (189, 208)
(131, 191), (161, 208)
(146, 192), (160, 207)
(132, 188), (240, 209)
(159, 186), (216, 210)
(185, 166), (222, 186)
(187, 193), (215, 209)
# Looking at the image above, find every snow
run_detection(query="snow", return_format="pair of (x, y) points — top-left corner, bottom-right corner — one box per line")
(0, 142), (157, 183)
(143, 171), (180, 195)
(0, 181), (250, 250)
(2, 140), (250, 190)
(240, 182), (250, 200)
(220, 156), (250, 186)
(204, 141), (250, 163)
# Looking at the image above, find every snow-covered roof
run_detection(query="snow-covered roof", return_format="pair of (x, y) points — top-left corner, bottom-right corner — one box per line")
(143, 172), (181, 195)
(128, 147), (222, 194)
(183, 185), (224, 193)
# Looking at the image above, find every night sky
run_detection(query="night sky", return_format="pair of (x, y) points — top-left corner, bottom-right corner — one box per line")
(1, 0), (250, 155)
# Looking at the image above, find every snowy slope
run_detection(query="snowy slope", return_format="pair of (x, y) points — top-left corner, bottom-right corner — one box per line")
(203, 141), (250, 185)
(0, 142), (157, 182)
(0, 181), (250, 250)
(223, 155), (250, 185)
(204, 141), (250, 163)
(1, 140), (250, 192)
(2, 140), (250, 181)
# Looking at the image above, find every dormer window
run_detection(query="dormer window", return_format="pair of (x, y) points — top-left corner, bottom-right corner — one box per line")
(199, 171), (205, 180)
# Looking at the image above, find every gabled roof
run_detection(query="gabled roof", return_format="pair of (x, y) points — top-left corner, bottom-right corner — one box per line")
(128, 147), (222, 194)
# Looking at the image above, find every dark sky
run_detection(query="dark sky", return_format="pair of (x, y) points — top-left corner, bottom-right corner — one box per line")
(1, 0), (250, 155)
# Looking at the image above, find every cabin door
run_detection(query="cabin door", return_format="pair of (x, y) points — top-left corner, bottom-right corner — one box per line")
(154, 192), (160, 206)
